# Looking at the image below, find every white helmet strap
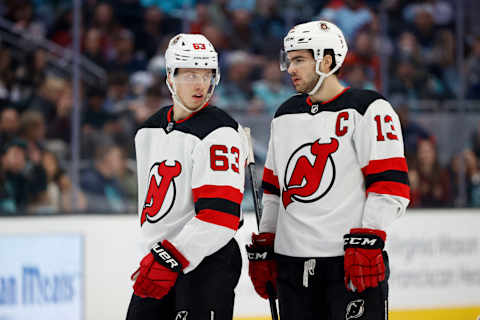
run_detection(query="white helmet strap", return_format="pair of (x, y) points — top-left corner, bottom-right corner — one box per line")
(308, 56), (341, 96)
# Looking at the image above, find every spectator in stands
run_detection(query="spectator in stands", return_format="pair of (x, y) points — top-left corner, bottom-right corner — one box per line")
(19, 110), (46, 146)
(406, 4), (436, 60)
(395, 100), (431, 158)
(189, 3), (210, 34)
(47, 6), (72, 47)
(343, 30), (381, 90)
(18, 111), (47, 170)
(403, 1), (454, 29)
(45, 81), (73, 143)
(229, 9), (255, 51)
(89, 2), (121, 60)
(406, 158), (421, 208)
(429, 29), (457, 98)
(83, 28), (107, 68)
(107, 29), (147, 73)
(41, 150), (87, 213)
(317, 0), (373, 44)
(396, 31), (425, 69)
(83, 87), (110, 133)
(113, 0), (144, 30)
(103, 72), (132, 113)
(128, 85), (165, 126)
(466, 35), (480, 99)
(140, 0), (194, 17)
(135, 6), (181, 59)
(0, 47), (16, 106)
(463, 149), (480, 207)
(412, 137), (452, 207)
(208, 0), (232, 33)
(342, 64), (375, 90)
(80, 144), (127, 213)
(6, 0), (45, 39)
(0, 139), (28, 214)
(251, 0), (286, 56)
(116, 151), (137, 212)
(202, 24), (229, 65)
(251, 60), (294, 115)
(28, 76), (66, 123)
(389, 56), (445, 101)
(0, 138), (47, 214)
(0, 108), (20, 150)
(214, 51), (254, 112)
(24, 48), (49, 91)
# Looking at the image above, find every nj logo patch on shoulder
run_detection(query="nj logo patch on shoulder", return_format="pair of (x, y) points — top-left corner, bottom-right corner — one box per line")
(175, 310), (188, 320)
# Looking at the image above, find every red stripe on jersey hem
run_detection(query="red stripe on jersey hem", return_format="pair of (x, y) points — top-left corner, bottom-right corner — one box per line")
(196, 209), (240, 230)
(167, 102), (209, 123)
(262, 167), (280, 189)
(192, 185), (243, 204)
(366, 181), (410, 200)
(362, 157), (408, 176)
(263, 189), (278, 195)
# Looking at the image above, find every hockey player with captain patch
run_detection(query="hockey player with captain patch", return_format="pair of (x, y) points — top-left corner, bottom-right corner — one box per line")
(126, 33), (248, 320)
(246, 20), (410, 319)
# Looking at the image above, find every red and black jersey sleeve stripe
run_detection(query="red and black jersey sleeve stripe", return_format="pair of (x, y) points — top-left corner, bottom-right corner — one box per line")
(261, 167), (280, 196)
(361, 157), (410, 199)
(192, 185), (242, 230)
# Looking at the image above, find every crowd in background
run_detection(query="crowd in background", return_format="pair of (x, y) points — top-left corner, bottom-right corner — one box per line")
(0, 0), (480, 215)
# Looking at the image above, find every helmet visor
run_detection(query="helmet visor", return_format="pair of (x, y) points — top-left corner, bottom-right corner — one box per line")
(173, 69), (216, 85)
(280, 49), (289, 72)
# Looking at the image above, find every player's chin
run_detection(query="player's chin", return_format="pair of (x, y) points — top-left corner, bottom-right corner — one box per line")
(188, 100), (203, 110)
(295, 85), (308, 94)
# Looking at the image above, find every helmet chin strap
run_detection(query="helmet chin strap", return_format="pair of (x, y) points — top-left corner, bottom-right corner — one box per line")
(307, 59), (339, 96)
(165, 77), (212, 115)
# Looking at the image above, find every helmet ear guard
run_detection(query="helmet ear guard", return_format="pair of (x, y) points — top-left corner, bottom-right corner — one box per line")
(281, 21), (348, 94)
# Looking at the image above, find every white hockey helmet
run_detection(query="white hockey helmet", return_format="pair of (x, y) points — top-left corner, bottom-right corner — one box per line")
(281, 20), (348, 95)
(165, 33), (220, 112)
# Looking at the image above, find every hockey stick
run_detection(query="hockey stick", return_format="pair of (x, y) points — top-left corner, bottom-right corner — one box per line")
(244, 127), (279, 320)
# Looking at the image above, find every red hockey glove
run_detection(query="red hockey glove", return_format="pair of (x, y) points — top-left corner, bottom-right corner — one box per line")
(344, 228), (386, 293)
(246, 233), (277, 299)
(131, 240), (189, 299)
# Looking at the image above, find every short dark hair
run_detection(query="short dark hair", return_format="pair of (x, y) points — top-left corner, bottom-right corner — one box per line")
(323, 49), (340, 75)
(294, 49), (341, 75)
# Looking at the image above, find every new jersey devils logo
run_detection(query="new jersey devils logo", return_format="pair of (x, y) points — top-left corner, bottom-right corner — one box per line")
(346, 299), (365, 319)
(282, 138), (338, 208)
(141, 160), (182, 226)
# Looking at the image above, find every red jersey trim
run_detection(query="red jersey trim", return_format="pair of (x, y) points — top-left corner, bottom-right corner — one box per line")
(321, 86), (350, 105)
(306, 87), (351, 106)
(262, 167), (280, 189)
(196, 209), (240, 230)
(192, 185), (243, 204)
(366, 181), (411, 200)
(167, 102), (209, 123)
(362, 157), (408, 176)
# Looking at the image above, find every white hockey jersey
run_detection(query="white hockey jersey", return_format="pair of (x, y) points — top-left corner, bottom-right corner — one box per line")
(260, 88), (410, 257)
(134, 104), (247, 272)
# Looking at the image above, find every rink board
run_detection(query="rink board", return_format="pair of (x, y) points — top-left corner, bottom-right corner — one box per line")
(234, 306), (480, 320)
(1, 210), (480, 320)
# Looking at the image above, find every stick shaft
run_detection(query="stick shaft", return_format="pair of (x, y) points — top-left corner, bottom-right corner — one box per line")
(244, 127), (279, 320)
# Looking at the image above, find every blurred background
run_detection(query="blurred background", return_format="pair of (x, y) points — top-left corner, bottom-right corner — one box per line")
(0, 0), (480, 319)
(0, 0), (480, 214)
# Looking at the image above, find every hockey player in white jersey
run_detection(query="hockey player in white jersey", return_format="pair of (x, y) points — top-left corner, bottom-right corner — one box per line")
(246, 21), (410, 319)
(126, 33), (247, 320)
